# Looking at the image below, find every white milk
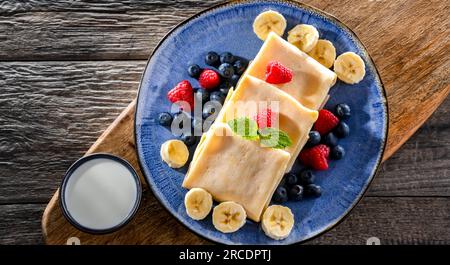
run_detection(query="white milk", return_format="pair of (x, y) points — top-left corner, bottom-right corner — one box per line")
(64, 158), (138, 230)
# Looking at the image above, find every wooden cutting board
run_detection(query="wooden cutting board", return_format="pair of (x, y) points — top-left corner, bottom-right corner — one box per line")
(41, 1), (449, 244)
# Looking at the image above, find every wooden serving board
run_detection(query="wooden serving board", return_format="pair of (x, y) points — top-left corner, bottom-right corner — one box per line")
(41, 1), (449, 245)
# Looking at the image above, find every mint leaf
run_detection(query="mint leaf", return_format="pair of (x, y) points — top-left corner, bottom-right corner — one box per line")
(258, 127), (292, 149)
(227, 117), (259, 140)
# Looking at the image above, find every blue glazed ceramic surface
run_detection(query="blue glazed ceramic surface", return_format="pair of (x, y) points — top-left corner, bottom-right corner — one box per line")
(135, 0), (388, 244)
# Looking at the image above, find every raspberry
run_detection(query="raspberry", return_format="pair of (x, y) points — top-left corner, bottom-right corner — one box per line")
(254, 108), (275, 128)
(299, 144), (330, 171)
(313, 109), (339, 135)
(198, 69), (220, 90)
(167, 80), (194, 109)
(265, 61), (293, 84)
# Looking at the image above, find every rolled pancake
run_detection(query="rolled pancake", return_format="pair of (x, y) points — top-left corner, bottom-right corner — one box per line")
(216, 75), (318, 172)
(182, 123), (290, 222)
(245, 32), (337, 110)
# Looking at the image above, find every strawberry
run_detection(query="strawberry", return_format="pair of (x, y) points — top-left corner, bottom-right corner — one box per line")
(254, 108), (275, 128)
(265, 61), (293, 84)
(167, 80), (194, 109)
(299, 144), (330, 171)
(198, 69), (220, 90)
(313, 109), (339, 135)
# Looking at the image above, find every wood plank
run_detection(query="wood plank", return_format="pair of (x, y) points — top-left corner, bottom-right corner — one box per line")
(0, 203), (45, 244)
(0, 61), (448, 205)
(40, 197), (450, 245)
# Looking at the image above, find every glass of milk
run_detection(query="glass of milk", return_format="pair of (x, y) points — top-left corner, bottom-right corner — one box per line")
(60, 153), (142, 234)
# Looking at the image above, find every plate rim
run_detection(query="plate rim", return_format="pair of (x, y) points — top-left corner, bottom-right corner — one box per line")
(134, 0), (389, 245)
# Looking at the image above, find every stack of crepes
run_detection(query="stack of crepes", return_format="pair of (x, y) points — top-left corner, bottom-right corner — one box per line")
(182, 32), (337, 222)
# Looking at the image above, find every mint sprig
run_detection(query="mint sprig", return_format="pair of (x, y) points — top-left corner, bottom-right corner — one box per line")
(227, 117), (293, 149)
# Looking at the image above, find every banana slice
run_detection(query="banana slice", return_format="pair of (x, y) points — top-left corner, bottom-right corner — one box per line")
(253, 10), (287, 41)
(184, 188), (213, 220)
(287, 24), (319, 52)
(333, 52), (366, 84)
(261, 205), (294, 240)
(308, 39), (336, 68)
(212, 201), (247, 233)
(160, 139), (189, 168)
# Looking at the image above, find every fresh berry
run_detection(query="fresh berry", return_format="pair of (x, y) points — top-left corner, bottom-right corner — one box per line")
(323, 132), (338, 147)
(304, 184), (322, 198)
(288, 185), (304, 201)
(335, 103), (351, 119)
(330, 145), (345, 160)
(334, 121), (350, 138)
(210, 91), (224, 104)
(219, 86), (230, 97)
(254, 108), (274, 128)
(181, 134), (197, 146)
(198, 69), (220, 90)
(202, 102), (218, 119)
(278, 177), (287, 188)
(306, 130), (321, 147)
(298, 169), (315, 185)
(289, 162), (304, 175)
(285, 173), (298, 186)
(273, 186), (288, 203)
(314, 109), (339, 135)
(233, 60), (248, 75)
(167, 80), (194, 109)
(194, 89), (210, 104)
(230, 74), (241, 86)
(218, 63), (235, 78)
(205, 51), (220, 66)
(220, 52), (235, 64)
(158, 112), (172, 126)
(187, 64), (202, 78)
(265, 61), (293, 84)
(192, 117), (203, 134)
(173, 112), (191, 130)
(299, 144), (330, 170)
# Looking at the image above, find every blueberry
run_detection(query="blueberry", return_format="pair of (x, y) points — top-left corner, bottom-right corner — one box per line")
(181, 134), (197, 146)
(306, 130), (321, 147)
(218, 63), (235, 78)
(192, 118), (203, 134)
(194, 89), (210, 104)
(285, 173), (298, 186)
(202, 102), (218, 119)
(158, 112), (172, 126)
(219, 86), (230, 97)
(289, 162), (304, 175)
(220, 52), (235, 64)
(233, 60), (248, 75)
(334, 121), (350, 138)
(205, 51), (220, 66)
(230, 74), (241, 86)
(187, 64), (201, 78)
(173, 112), (191, 130)
(330, 145), (345, 160)
(210, 91), (224, 104)
(278, 177), (287, 188)
(323, 132), (338, 147)
(335, 103), (351, 119)
(304, 184), (322, 198)
(288, 185), (304, 201)
(298, 169), (315, 185)
(272, 186), (288, 203)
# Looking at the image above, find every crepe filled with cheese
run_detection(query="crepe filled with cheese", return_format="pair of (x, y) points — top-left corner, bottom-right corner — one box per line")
(182, 123), (290, 222)
(245, 32), (337, 110)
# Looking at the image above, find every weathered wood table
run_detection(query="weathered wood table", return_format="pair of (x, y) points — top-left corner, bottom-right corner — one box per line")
(0, 0), (448, 244)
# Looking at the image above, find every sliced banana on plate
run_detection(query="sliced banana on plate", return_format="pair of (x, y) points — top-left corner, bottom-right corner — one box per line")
(212, 201), (247, 233)
(184, 188), (213, 220)
(253, 10), (287, 41)
(160, 139), (189, 168)
(333, 52), (366, 84)
(261, 205), (294, 240)
(287, 24), (319, 52)
(308, 39), (336, 68)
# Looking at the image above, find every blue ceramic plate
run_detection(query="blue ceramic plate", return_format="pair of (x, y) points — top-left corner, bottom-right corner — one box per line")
(135, 0), (388, 245)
